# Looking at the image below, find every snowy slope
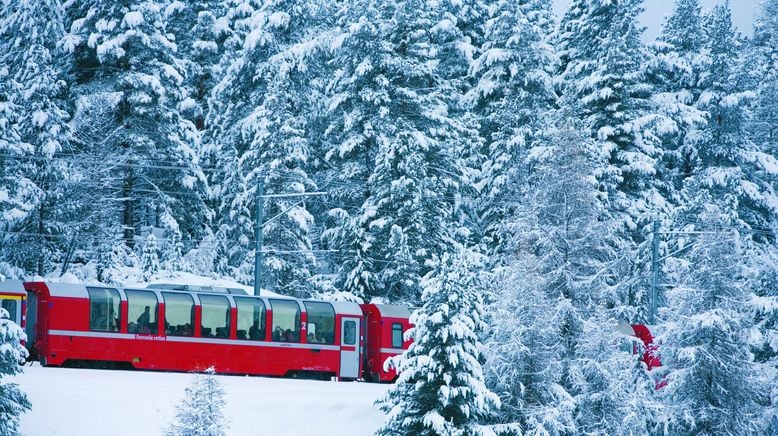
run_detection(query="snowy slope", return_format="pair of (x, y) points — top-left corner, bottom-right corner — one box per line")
(12, 364), (389, 436)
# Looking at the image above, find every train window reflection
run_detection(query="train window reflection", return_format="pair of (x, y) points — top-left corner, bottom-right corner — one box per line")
(344, 320), (356, 346)
(1, 299), (18, 324)
(392, 323), (403, 348)
(199, 295), (230, 338)
(270, 299), (300, 342)
(235, 297), (265, 341)
(87, 287), (120, 332)
(162, 292), (194, 337)
(303, 301), (335, 344)
(126, 290), (158, 334)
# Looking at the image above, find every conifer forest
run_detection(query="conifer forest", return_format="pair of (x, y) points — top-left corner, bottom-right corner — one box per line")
(1, 0), (776, 434)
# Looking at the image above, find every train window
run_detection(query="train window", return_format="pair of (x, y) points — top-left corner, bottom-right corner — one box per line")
(87, 287), (120, 332)
(303, 302), (335, 344)
(200, 295), (230, 338)
(392, 323), (403, 348)
(269, 299), (300, 342)
(1, 299), (18, 323)
(235, 297), (265, 341)
(162, 292), (194, 337)
(126, 290), (158, 334)
(343, 320), (356, 346)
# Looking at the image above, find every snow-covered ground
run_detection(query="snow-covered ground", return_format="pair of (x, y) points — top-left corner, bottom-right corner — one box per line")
(12, 364), (389, 436)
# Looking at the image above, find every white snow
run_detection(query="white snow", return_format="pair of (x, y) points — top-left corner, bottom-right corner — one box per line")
(122, 11), (145, 28)
(12, 364), (389, 436)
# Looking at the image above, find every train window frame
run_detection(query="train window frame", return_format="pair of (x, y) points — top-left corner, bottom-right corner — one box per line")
(391, 323), (403, 348)
(343, 320), (357, 346)
(1, 299), (18, 324)
(235, 297), (266, 341)
(87, 287), (121, 332)
(199, 294), (231, 338)
(126, 289), (159, 334)
(269, 299), (300, 342)
(303, 301), (335, 344)
(162, 292), (195, 337)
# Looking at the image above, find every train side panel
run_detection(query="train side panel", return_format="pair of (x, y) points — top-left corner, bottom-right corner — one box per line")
(360, 304), (412, 382)
(26, 282), (360, 378)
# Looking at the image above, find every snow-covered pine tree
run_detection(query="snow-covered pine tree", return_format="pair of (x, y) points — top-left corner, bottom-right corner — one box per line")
(484, 260), (575, 435)
(0, 307), (31, 435)
(377, 252), (499, 435)
(647, 0), (708, 185)
(165, 367), (228, 436)
(571, 313), (661, 435)
(499, 114), (640, 433)
(661, 204), (767, 435)
(141, 234), (160, 281)
(558, 0), (672, 224)
(322, 0), (470, 303)
(208, 0), (332, 294)
(673, 1), (778, 245)
(65, 0), (209, 263)
(751, 0), (778, 155)
(165, 0), (225, 133)
(466, 0), (557, 263)
(0, 0), (71, 276)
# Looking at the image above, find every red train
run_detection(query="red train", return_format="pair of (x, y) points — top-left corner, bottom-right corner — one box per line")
(3, 280), (662, 384)
(20, 281), (411, 382)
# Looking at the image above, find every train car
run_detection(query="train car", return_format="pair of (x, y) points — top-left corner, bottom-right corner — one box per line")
(24, 281), (371, 380)
(0, 279), (26, 329)
(360, 303), (412, 382)
(615, 324), (662, 371)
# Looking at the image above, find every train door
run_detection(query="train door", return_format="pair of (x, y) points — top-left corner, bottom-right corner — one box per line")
(26, 291), (38, 348)
(339, 317), (360, 379)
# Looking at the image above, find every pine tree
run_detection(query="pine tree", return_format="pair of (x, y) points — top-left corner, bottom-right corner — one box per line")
(209, 0), (332, 293)
(467, 0), (557, 263)
(322, 0), (470, 302)
(571, 313), (662, 435)
(751, 0), (778, 154)
(166, 367), (228, 436)
(141, 234), (160, 281)
(647, 0), (708, 187)
(484, 262), (575, 435)
(661, 205), (766, 435)
(66, 0), (209, 260)
(0, 0), (71, 276)
(0, 307), (31, 435)
(377, 252), (499, 435)
(558, 0), (672, 222)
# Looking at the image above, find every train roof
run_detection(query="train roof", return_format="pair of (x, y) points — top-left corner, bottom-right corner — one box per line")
(0, 279), (25, 296)
(328, 301), (363, 317)
(25, 282), (365, 315)
(370, 304), (411, 319)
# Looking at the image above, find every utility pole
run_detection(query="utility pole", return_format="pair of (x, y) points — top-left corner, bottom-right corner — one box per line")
(252, 185), (328, 296)
(253, 179), (264, 297)
(650, 218), (660, 325)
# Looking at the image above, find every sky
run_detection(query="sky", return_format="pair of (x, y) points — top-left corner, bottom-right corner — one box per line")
(551, 0), (761, 41)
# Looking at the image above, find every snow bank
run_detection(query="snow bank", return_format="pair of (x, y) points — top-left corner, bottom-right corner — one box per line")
(13, 364), (388, 436)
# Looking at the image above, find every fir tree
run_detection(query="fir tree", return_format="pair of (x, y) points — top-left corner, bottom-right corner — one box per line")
(209, 0), (331, 293)
(0, 307), (31, 435)
(141, 234), (160, 281)
(166, 367), (228, 436)
(377, 252), (499, 435)
(0, 0), (71, 276)
(66, 0), (209, 258)
(323, 0), (470, 302)
(484, 262), (575, 435)
(558, 0), (672, 222)
(661, 205), (767, 435)
(467, 0), (557, 263)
